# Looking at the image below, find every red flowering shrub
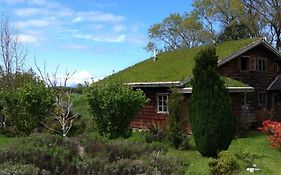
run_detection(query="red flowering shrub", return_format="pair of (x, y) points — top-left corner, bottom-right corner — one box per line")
(259, 120), (281, 148)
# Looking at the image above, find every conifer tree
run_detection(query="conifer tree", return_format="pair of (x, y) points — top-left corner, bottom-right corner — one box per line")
(189, 46), (235, 157)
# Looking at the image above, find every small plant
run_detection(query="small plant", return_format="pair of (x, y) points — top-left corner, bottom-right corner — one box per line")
(0, 162), (40, 175)
(208, 151), (238, 175)
(259, 120), (281, 149)
(145, 122), (166, 143)
(166, 89), (188, 149)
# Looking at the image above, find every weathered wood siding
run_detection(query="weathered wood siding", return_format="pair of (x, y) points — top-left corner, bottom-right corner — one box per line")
(130, 88), (169, 128)
(218, 45), (281, 122)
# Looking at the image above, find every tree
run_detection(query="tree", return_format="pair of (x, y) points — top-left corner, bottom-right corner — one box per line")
(35, 62), (79, 137)
(242, 0), (281, 50)
(0, 15), (26, 75)
(192, 0), (264, 42)
(167, 89), (187, 149)
(217, 22), (253, 42)
(189, 46), (235, 157)
(146, 13), (212, 52)
(86, 79), (148, 139)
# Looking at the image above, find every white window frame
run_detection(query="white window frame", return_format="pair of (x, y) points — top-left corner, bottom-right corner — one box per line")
(157, 93), (169, 114)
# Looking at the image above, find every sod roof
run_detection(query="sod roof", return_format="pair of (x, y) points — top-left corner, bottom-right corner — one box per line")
(106, 38), (261, 87)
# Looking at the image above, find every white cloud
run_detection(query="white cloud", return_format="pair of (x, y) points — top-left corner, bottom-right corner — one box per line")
(14, 8), (43, 17)
(61, 43), (89, 51)
(74, 34), (126, 43)
(18, 34), (38, 43)
(16, 19), (53, 28)
(68, 70), (94, 85)
(113, 25), (126, 33)
(73, 11), (125, 23)
(1, 0), (46, 5)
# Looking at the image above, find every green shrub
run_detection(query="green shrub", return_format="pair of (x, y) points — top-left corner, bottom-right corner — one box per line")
(0, 162), (40, 175)
(167, 89), (188, 149)
(0, 73), (54, 136)
(189, 47), (235, 157)
(0, 133), (78, 174)
(86, 79), (148, 139)
(145, 122), (166, 143)
(208, 151), (238, 175)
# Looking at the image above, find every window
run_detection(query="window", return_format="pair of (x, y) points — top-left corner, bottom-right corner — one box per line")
(157, 94), (168, 113)
(258, 92), (267, 106)
(240, 56), (249, 71)
(257, 57), (266, 72)
(273, 63), (279, 72)
(241, 93), (248, 110)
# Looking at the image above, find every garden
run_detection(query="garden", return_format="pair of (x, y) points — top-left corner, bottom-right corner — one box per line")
(0, 48), (280, 175)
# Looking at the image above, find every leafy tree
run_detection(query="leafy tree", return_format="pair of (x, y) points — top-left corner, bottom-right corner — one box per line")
(0, 72), (54, 135)
(146, 13), (212, 52)
(217, 22), (253, 42)
(167, 89), (187, 149)
(189, 46), (235, 157)
(86, 79), (148, 139)
(242, 0), (281, 50)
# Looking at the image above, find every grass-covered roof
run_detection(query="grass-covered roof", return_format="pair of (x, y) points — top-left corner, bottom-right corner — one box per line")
(106, 38), (260, 85)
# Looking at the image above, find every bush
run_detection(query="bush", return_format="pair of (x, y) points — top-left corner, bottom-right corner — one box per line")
(0, 162), (40, 175)
(208, 151), (238, 175)
(189, 47), (235, 157)
(86, 79), (148, 139)
(167, 90), (188, 149)
(259, 120), (281, 149)
(0, 133), (79, 174)
(0, 73), (54, 136)
(145, 122), (166, 143)
(0, 133), (184, 175)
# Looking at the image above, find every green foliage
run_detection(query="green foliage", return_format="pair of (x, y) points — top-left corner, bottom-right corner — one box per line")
(208, 151), (238, 175)
(145, 122), (166, 143)
(0, 133), (185, 175)
(106, 38), (258, 83)
(0, 73), (54, 136)
(167, 90), (188, 149)
(0, 162), (40, 175)
(86, 79), (148, 139)
(189, 47), (235, 157)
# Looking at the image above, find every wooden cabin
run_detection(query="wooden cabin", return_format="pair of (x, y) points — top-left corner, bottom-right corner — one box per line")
(109, 38), (281, 129)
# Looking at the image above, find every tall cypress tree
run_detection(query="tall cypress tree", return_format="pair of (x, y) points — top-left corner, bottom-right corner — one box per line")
(189, 46), (235, 157)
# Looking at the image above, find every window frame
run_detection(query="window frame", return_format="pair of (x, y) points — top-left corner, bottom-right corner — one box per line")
(156, 93), (169, 114)
(258, 92), (267, 107)
(273, 63), (279, 72)
(241, 93), (248, 110)
(257, 57), (267, 72)
(240, 56), (250, 71)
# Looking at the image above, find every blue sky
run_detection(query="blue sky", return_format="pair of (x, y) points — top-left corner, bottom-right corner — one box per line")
(0, 0), (192, 85)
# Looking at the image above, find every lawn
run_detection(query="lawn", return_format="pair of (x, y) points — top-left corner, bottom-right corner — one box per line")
(167, 131), (281, 175)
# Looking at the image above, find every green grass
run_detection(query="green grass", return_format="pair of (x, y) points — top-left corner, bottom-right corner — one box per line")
(167, 131), (281, 175)
(186, 76), (249, 87)
(70, 93), (91, 118)
(107, 38), (260, 83)
(0, 135), (23, 145)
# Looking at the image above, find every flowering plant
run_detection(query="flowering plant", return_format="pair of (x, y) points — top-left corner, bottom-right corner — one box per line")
(259, 120), (281, 148)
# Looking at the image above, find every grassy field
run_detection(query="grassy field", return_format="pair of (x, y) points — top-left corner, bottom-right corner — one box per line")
(167, 132), (281, 175)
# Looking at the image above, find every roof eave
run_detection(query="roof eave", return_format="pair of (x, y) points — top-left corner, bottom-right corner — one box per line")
(126, 81), (181, 88)
(179, 86), (254, 94)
